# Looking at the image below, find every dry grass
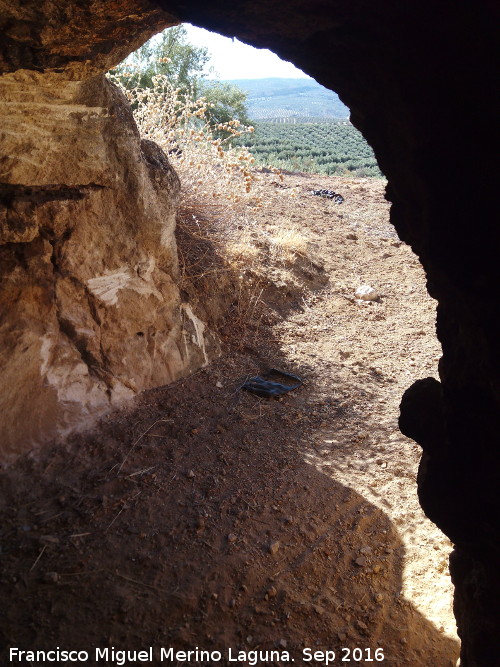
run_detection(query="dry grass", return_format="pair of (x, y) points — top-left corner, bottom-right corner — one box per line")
(173, 206), (268, 345)
(266, 225), (309, 263)
(108, 69), (262, 202)
(108, 68), (313, 344)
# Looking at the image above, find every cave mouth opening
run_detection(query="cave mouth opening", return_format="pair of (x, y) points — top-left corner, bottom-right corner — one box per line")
(113, 23), (383, 179)
(4, 4), (498, 661)
(107, 23), (458, 650)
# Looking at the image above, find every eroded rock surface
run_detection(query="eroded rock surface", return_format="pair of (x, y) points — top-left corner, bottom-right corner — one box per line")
(0, 72), (215, 459)
(0, 1), (176, 77)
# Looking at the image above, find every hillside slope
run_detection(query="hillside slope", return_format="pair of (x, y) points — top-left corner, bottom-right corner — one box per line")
(225, 77), (350, 120)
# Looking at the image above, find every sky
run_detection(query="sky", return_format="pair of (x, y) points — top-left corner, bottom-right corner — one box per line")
(183, 24), (311, 80)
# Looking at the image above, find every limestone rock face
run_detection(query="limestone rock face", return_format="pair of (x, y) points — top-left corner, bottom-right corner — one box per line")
(0, 72), (214, 459)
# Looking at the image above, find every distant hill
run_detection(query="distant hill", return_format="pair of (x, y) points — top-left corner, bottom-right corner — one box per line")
(224, 77), (350, 121)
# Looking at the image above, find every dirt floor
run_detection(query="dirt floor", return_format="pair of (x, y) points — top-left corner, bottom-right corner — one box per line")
(0, 173), (460, 666)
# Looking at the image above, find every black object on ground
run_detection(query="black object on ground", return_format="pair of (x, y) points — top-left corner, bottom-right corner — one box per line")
(242, 369), (303, 398)
(311, 189), (344, 203)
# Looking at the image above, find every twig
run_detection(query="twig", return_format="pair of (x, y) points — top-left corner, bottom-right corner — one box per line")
(106, 507), (124, 531)
(114, 572), (158, 590)
(106, 491), (141, 531)
(59, 569), (104, 577)
(118, 419), (173, 473)
(127, 466), (156, 478)
(29, 545), (47, 572)
(242, 499), (257, 510)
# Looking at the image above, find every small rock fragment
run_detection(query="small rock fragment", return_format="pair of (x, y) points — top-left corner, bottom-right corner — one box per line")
(269, 540), (280, 555)
(187, 469), (195, 478)
(355, 285), (379, 301)
(357, 620), (369, 633)
(355, 556), (367, 567)
(227, 533), (237, 543)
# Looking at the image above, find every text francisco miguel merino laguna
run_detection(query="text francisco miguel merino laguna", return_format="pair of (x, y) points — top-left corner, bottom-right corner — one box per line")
(9, 646), (386, 665)
(10, 647), (293, 665)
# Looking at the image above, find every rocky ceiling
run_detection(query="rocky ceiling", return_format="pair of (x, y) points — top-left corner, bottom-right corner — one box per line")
(1, 1), (499, 664)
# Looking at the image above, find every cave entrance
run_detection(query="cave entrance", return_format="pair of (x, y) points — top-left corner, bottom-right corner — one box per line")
(2, 2), (497, 661)
(106, 24), (460, 661)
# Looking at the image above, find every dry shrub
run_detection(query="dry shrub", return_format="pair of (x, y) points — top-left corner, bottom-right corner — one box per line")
(108, 67), (312, 344)
(108, 69), (264, 204)
(173, 206), (271, 344)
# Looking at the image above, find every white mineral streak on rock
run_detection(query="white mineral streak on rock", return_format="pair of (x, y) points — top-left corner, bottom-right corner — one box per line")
(355, 284), (379, 301)
(39, 335), (54, 377)
(87, 269), (132, 306)
(87, 268), (162, 306)
(181, 303), (210, 367)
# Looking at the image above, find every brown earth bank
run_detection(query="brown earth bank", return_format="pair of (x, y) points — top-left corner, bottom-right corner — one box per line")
(0, 174), (460, 666)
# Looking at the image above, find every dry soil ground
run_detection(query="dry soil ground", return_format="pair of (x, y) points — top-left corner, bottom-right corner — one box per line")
(0, 173), (460, 666)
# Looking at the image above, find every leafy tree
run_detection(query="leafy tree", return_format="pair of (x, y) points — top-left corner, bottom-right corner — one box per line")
(119, 25), (210, 95)
(201, 81), (251, 136)
(112, 26), (250, 135)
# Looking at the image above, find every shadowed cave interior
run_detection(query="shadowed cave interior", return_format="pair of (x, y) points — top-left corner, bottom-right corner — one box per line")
(0, 1), (499, 665)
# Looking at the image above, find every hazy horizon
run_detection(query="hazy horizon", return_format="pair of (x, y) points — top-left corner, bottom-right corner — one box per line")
(183, 24), (312, 80)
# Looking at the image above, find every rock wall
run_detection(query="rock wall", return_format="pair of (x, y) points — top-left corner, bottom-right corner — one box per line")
(1, 0), (499, 663)
(0, 71), (215, 459)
